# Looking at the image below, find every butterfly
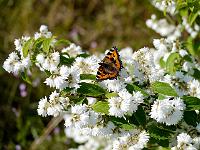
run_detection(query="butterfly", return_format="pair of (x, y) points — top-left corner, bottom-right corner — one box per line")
(96, 46), (123, 81)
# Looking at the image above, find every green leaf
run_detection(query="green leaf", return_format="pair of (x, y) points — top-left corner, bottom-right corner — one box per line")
(151, 81), (178, 96)
(158, 94), (166, 100)
(77, 53), (90, 58)
(126, 84), (149, 96)
(21, 72), (32, 85)
(105, 92), (118, 98)
(76, 97), (86, 105)
(92, 101), (109, 114)
(33, 37), (44, 49)
(176, 1), (188, 17)
(184, 111), (197, 126)
(133, 105), (146, 126)
(147, 123), (173, 140)
(62, 87), (74, 93)
(182, 96), (200, 110)
(110, 116), (128, 125)
(22, 38), (33, 57)
(77, 82), (105, 97)
(42, 38), (52, 53)
(159, 57), (166, 68)
(185, 37), (200, 56)
(166, 53), (181, 74)
(193, 69), (200, 80)
(80, 74), (96, 80)
(60, 55), (75, 66)
(189, 11), (199, 25)
(55, 39), (71, 47)
(120, 124), (136, 130)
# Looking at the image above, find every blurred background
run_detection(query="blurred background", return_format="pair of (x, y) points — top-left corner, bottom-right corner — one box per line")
(0, 0), (161, 149)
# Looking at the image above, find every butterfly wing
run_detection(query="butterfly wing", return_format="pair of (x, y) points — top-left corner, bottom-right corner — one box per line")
(103, 47), (122, 70)
(96, 65), (118, 81)
(96, 46), (123, 81)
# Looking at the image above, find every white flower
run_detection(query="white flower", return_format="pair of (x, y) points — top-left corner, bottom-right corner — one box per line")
(146, 16), (176, 38)
(88, 110), (100, 126)
(14, 36), (30, 57)
(21, 56), (31, 68)
(196, 123), (200, 133)
(48, 91), (69, 117)
(151, 0), (176, 15)
(153, 39), (168, 51)
(87, 97), (97, 105)
(193, 137), (200, 149)
(64, 104), (89, 128)
(37, 52), (60, 72)
(132, 47), (163, 83)
(65, 127), (89, 143)
(3, 52), (19, 73)
(37, 97), (49, 117)
(66, 65), (80, 89)
(62, 43), (83, 57)
(14, 39), (22, 52)
(44, 65), (80, 90)
(179, 50), (188, 57)
(92, 121), (115, 137)
(108, 90), (144, 117)
(44, 73), (67, 89)
(108, 96), (126, 117)
(119, 47), (134, 60)
(101, 79), (126, 92)
(37, 91), (69, 117)
(3, 52), (29, 74)
(36, 53), (45, 64)
(188, 79), (200, 98)
(74, 55), (100, 74)
(113, 129), (149, 150)
(34, 25), (52, 39)
(40, 25), (48, 33)
(173, 133), (198, 150)
(150, 97), (185, 125)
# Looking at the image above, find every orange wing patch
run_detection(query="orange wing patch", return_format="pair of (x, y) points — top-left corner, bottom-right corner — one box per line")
(96, 46), (123, 81)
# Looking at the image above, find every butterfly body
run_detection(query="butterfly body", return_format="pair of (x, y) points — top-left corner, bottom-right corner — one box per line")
(96, 46), (123, 81)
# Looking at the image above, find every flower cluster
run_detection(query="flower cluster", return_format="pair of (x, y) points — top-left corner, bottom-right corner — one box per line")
(172, 133), (200, 150)
(150, 97), (185, 125)
(3, 0), (200, 149)
(108, 89), (144, 117)
(37, 91), (69, 117)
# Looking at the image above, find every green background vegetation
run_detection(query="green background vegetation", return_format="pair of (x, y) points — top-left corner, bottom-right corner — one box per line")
(0, 0), (161, 149)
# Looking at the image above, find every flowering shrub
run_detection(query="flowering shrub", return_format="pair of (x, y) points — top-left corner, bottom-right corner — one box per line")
(3, 0), (200, 149)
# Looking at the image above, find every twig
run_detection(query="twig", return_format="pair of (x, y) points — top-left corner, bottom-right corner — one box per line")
(29, 116), (63, 150)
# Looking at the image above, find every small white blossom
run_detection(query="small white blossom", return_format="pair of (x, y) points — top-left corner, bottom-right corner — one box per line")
(64, 104), (90, 128)
(108, 89), (144, 117)
(37, 91), (69, 117)
(150, 97), (185, 125)
(151, 0), (176, 15)
(34, 25), (52, 39)
(74, 55), (100, 74)
(44, 65), (80, 90)
(37, 97), (49, 117)
(196, 123), (200, 133)
(65, 127), (89, 143)
(40, 25), (48, 33)
(113, 129), (149, 150)
(193, 137), (200, 149)
(62, 43), (83, 57)
(172, 133), (198, 150)
(188, 79), (200, 98)
(3, 52), (31, 74)
(101, 79), (126, 92)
